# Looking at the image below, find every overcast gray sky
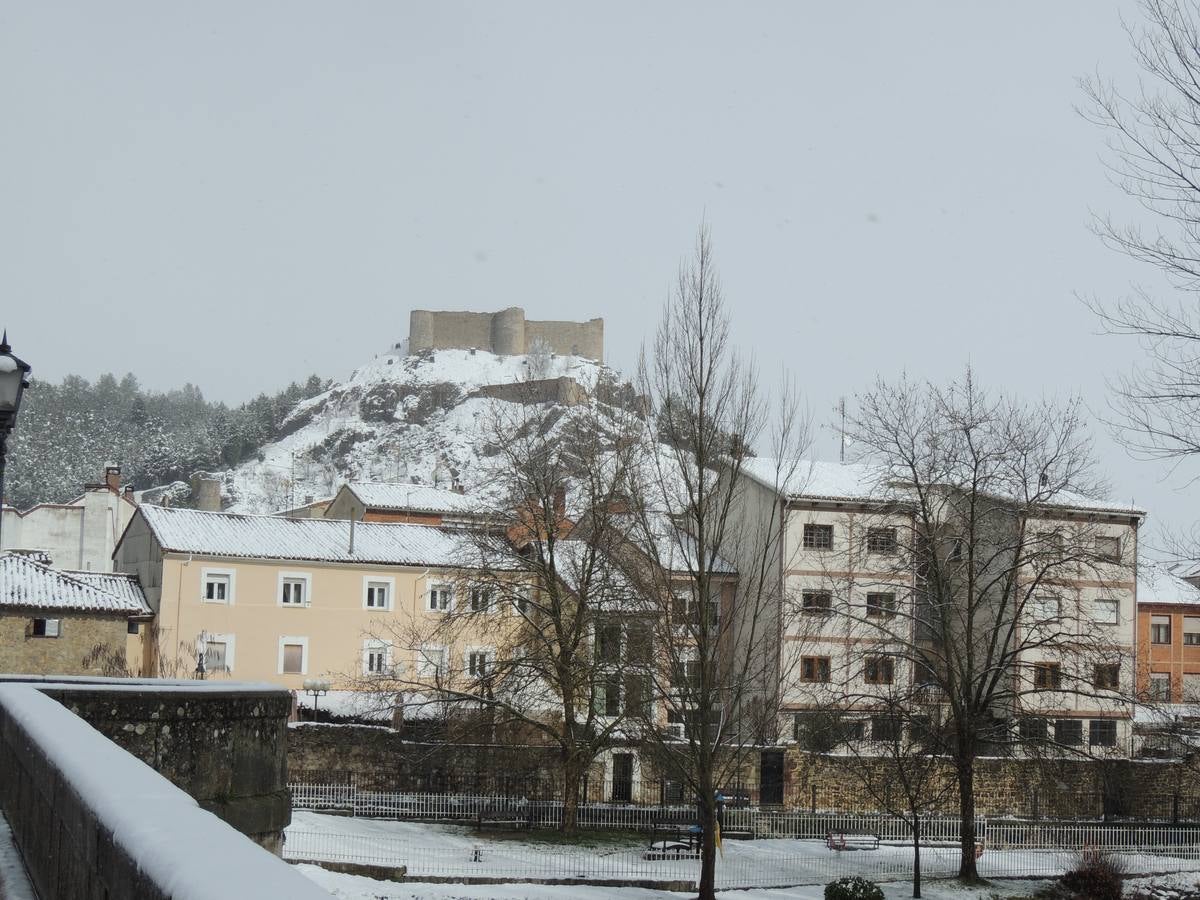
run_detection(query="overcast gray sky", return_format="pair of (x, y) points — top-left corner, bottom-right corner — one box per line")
(2, 1), (1193, 537)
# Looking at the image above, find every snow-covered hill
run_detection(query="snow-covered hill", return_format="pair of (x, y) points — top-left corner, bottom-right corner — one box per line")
(219, 347), (622, 514)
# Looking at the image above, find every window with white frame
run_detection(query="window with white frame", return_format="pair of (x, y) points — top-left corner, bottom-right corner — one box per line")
(428, 583), (452, 612)
(279, 572), (311, 607)
(364, 578), (393, 610)
(469, 587), (494, 613)
(1096, 535), (1121, 563)
(31, 618), (60, 638)
(363, 640), (392, 676)
(1151, 615), (1172, 644)
(1185, 617), (1200, 646)
(513, 586), (531, 616)
(1094, 597), (1119, 626)
(417, 645), (448, 678)
(1028, 595), (1060, 625)
(202, 569), (234, 604)
(466, 648), (494, 678)
(204, 634), (235, 673)
(278, 637), (308, 675)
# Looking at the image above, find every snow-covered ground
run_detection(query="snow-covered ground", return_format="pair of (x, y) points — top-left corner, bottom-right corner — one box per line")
(286, 811), (1200, 893)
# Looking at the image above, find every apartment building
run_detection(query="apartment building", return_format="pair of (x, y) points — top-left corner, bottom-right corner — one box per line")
(113, 505), (520, 691)
(729, 458), (1142, 756)
(1136, 562), (1200, 704)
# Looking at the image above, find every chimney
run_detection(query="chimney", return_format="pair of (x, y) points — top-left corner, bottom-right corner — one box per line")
(104, 466), (121, 493)
(189, 475), (223, 512)
(553, 485), (566, 519)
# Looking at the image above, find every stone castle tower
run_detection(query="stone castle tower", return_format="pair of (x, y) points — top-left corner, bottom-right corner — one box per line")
(408, 307), (603, 361)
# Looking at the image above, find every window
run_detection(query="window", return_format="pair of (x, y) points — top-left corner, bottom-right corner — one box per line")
(626, 625), (652, 665)
(363, 641), (392, 676)
(279, 573), (311, 607)
(467, 648), (493, 678)
(949, 537), (965, 561)
(31, 618), (60, 638)
(513, 587), (531, 616)
(801, 591), (832, 615)
(864, 655), (894, 685)
(801, 656), (831, 683)
(1093, 663), (1120, 691)
(1029, 595), (1060, 625)
(205, 640), (229, 674)
(1041, 530), (1064, 556)
(1096, 536), (1121, 563)
(596, 624), (622, 664)
(1149, 672), (1173, 702)
(871, 715), (901, 743)
(866, 527), (897, 554)
(127, 620), (140, 635)
(1151, 615), (1172, 645)
(672, 658), (701, 689)
(469, 588), (493, 613)
(623, 674), (651, 717)
(1089, 719), (1118, 748)
(1018, 717), (1048, 742)
(278, 637), (308, 675)
(672, 589), (720, 631)
(364, 579), (392, 610)
(865, 592), (896, 618)
(1054, 719), (1083, 746)
(1033, 662), (1061, 690)
(428, 584), (453, 612)
(202, 569), (234, 604)
(1094, 598), (1119, 626)
(417, 645), (448, 678)
(1185, 617), (1200, 646)
(1184, 673), (1200, 702)
(803, 524), (833, 550)
(602, 676), (621, 716)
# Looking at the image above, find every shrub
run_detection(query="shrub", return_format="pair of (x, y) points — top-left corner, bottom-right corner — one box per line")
(1058, 849), (1125, 900)
(824, 876), (885, 900)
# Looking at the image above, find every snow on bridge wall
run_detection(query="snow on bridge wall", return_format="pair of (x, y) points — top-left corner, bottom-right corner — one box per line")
(0, 681), (329, 900)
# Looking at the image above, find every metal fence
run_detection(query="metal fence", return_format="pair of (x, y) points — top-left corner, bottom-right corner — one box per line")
(283, 819), (1200, 889)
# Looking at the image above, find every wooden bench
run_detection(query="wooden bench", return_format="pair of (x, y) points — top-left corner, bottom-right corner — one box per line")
(825, 830), (880, 851)
(475, 813), (532, 831)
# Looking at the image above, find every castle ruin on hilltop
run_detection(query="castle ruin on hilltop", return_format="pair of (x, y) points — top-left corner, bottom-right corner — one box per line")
(408, 307), (604, 361)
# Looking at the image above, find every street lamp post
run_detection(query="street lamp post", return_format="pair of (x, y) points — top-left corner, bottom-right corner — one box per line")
(303, 678), (331, 721)
(0, 333), (32, 554)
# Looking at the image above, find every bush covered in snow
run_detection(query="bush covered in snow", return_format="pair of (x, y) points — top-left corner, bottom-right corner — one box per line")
(824, 875), (884, 900)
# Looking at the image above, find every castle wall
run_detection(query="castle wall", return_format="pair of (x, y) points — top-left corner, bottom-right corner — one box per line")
(408, 307), (604, 361)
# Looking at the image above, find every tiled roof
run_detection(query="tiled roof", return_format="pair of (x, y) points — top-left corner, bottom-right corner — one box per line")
(0, 554), (150, 614)
(137, 505), (487, 568)
(345, 482), (484, 515)
(66, 571), (153, 616)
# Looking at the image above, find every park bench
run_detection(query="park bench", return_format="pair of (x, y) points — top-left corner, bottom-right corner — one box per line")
(644, 824), (702, 860)
(825, 830), (880, 851)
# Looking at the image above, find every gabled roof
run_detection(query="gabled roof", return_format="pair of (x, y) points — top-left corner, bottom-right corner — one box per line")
(135, 504), (486, 568)
(340, 482), (486, 515)
(0, 554), (151, 615)
(740, 457), (1145, 516)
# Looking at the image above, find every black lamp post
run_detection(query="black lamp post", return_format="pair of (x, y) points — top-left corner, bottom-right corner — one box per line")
(0, 332), (32, 554)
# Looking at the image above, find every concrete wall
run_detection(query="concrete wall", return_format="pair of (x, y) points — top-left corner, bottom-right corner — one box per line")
(409, 307), (604, 361)
(38, 681), (293, 850)
(0, 681), (325, 899)
(0, 611), (127, 676)
(1, 484), (137, 572)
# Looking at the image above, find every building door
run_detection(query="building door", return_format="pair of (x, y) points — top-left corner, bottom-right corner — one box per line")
(759, 750), (784, 806)
(611, 753), (634, 804)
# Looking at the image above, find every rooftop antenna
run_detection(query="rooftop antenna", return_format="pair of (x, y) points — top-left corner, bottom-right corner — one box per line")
(839, 397), (846, 464)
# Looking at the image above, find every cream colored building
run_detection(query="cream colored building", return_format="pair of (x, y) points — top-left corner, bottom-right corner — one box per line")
(113, 505), (521, 693)
(730, 458), (1143, 756)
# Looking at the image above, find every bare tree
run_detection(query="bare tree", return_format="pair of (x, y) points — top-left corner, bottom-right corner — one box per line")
(355, 397), (645, 832)
(1083, 0), (1200, 463)
(835, 371), (1139, 881)
(621, 225), (808, 900)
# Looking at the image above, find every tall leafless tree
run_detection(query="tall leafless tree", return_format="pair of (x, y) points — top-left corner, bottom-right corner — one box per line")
(620, 225), (808, 900)
(1083, 0), (1200, 468)
(832, 371), (1139, 881)
(355, 397), (645, 832)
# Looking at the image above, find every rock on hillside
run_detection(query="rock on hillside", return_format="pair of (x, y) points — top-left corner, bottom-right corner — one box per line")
(218, 347), (632, 514)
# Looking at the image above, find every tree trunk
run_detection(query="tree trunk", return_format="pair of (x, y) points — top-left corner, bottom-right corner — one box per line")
(561, 756), (584, 833)
(912, 816), (922, 899)
(697, 789), (716, 900)
(956, 757), (978, 881)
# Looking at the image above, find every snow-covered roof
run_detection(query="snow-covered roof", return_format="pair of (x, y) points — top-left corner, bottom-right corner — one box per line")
(136, 505), (487, 568)
(65, 571), (153, 616)
(0, 554), (151, 615)
(1138, 562), (1200, 607)
(343, 482), (485, 515)
(741, 457), (1145, 516)
(614, 512), (736, 574)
